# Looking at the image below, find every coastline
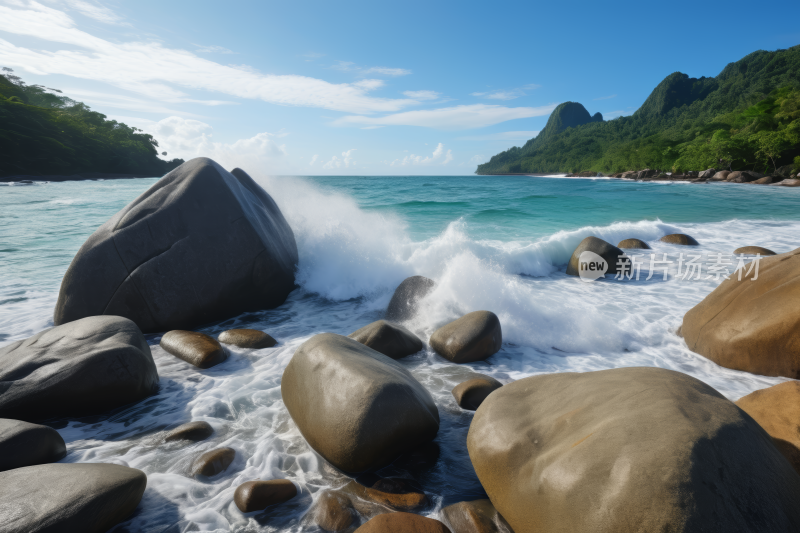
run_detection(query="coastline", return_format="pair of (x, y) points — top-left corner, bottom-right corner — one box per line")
(0, 172), (154, 183)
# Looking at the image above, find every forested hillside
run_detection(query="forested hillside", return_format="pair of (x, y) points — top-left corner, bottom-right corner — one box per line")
(477, 45), (800, 175)
(0, 68), (183, 177)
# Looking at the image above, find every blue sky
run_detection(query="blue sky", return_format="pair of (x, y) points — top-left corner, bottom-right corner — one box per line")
(1, 0), (798, 175)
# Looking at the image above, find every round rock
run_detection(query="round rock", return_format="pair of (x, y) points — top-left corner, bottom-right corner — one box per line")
(0, 419), (66, 472)
(355, 513), (451, 533)
(191, 447), (235, 477)
(234, 479), (297, 513)
(452, 375), (503, 411)
(565, 236), (629, 277)
(659, 233), (699, 245)
(310, 490), (356, 532)
(617, 238), (651, 249)
(218, 329), (276, 349)
(386, 276), (435, 321)
(430, 311), (502, 364)
(164, 421), (213, 443)
(734, 246), (776, 256)
(343, 478), (428, 512)
(160, 330), (227, 369)
(440, 499), (510, 533)
(348, 320), (423, 359)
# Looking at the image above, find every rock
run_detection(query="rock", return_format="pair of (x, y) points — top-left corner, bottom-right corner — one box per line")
(310, 490), (356, 531)
(0, 316), (158, 421)
(776, 178), (800, 187)
(698, 168), (716, 179)
(164, 421), (214, 443)
(218, 329), (277, 349)
(565, 236), (629, 277)
(0, 419), (66, 472)
(635, 169), (657, 179)
(452, 375), (503, 411)
(440, 499), (511, 533)
(344, 478), (428, 512)
(386, 276), (435, 321)
(0, 463), (146, 533)
(751, 176), (773, 184)
(710, 170), (730, 181)
(727, 170), (763, 183)
(681, 248), (800, 378)
(160, 330), (227, 369)
(734, 246), (776, 256)
(736, 382), (800, 475)
(619, 171), (637, 179)
(234, 479), (297, 513)
(54, 158), (299, 333)
(191, 447), (235, 477)
(348, 320), (423, 360)
(467, 367), (800, 533)
(281, 333), (439, 473)
(430, 311), (502, 364)
(659, 233), (699, 245)
(355, 513), (451, 533)
(776, 164), (795, 178)
(617, 238), (651, 249)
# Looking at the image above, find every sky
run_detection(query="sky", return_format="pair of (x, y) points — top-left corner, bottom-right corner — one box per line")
(1, 0), (799, 176)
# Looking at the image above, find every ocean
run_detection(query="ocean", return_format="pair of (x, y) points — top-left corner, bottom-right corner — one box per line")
(1, 174), (799, 532)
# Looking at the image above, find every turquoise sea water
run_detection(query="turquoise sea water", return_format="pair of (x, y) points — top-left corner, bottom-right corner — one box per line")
(1, 175), (799, 531)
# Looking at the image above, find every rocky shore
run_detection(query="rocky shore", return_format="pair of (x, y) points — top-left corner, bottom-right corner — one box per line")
(567, 165), (800, 186)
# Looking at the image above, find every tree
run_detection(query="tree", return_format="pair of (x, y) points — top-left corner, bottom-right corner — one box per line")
(749, 130), (789, 172)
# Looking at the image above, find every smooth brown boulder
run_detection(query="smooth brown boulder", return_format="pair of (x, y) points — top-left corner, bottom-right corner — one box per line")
(617, 238), (651, 249)
(281, 333), (439, 473)
(659, 233), (699, 245)
(440, 499), (511, 533)
(234, 479), (297, 512)
(160, 331), (227, 369)
(734, 246), (776, 256)
(751, 176), (774, 184)
(736, 382), (800, 475)
(355, 513), (451, 533)
(164, 421), (214, 443)
(218, 329), (276, 349)
(727, 170), (763, 183)
(452, 375), (503, 411)
(348, 320), (423, 359)
(681, 248), (800, 378)
(310, 490), (357, 532)
(386, 276), (435, 321)
(776, 178), (800, 187)
(565, 236), (629, 277)
(430, 311), (502, 364)
(191, 447), (235, 477)
(344, 478), (428, 512)
(0, 463), (146, 533)
(710, 170), (730, 181)
(467, 367), (800, 533)
(698, 168), (716, 179)
(0, 419), (66, 472)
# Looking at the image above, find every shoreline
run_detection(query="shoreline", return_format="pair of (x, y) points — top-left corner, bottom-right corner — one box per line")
(0, 172), (154, 183)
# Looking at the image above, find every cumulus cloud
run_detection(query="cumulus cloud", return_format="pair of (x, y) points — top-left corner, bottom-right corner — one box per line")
(390, 143), (452, 166)
(471, 84), (541, 101)
(402, 90), (440, 100)
(334, 104), (557, 130)
(322, 149), (357, 170)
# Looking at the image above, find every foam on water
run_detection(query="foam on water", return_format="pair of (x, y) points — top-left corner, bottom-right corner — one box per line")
(1, 174), (799, 531)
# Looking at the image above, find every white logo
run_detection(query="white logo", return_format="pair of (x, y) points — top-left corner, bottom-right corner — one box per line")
(578, 251), (608, 282)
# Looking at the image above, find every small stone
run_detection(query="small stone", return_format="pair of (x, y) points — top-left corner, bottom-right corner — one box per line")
(160, 330), (227, 369)
(355, 512), (451, 533)
(452, 376), (503, 411)
(310, 490), (356, 531)
(617, 238), (651, 249)
(191, 447), (235, 477)
(218, 329), (277, 349)
(734, 246), (776, 256)
(234, 479), (297, 512)
(344, 478), (428, 512)
(164, 421), (213, 443)
(0, 419), (66, 472)
(348, 320), (423, 359)
(440, 499), (511, 533)
(659, 233), (699, 245)
(430, 311), (502, 364)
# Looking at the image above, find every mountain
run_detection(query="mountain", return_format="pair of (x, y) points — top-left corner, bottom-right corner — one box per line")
(477, 45), (800, 175)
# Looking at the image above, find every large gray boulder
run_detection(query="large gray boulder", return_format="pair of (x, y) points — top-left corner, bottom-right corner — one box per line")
(565, 236), (629, 278)
(0, 463), (146, 533)
(0, 316), (158, 420)
(386, 276), (435, 321)
(467, 367), (800, 533)
(54, 158), (298, 333)
(0, 419), (66, 471)
(281, 333), (439, 473)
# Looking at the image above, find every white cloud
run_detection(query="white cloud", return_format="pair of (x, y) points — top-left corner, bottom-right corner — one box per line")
(469, 154), (487, 165)
(194, 44), (234, 54)
(51, 0), (124, 25)
(593, 94), (617, 100)
(321, 148), (357, 170)
(402, 90), (440, 100)
(63, 88), (234, 113)
(331, 60), (410, 77)
(390, 143), (452, 166)
(0, 2), (422, 114)
(471, 84), (541, 101)
(309, 154), (319, 166)
(334, 104), (557, 130)
(457, 130), (539, 141)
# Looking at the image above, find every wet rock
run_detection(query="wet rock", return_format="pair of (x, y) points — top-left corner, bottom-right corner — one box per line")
(281, 333), (439, 473)
(356, 513), (451, 533)
(344, 478), (428, 512)
(430, 311), (502, 364)
(440, 499), (511, 533)
(218, 328), (277, 349)
(160, 330), (227, 369)
(348, 320), (423, 359)
(565, 236), (629, 277)
(0, 419), (66, 472)
(727, 170), (763, 183)
(234, 479), (297, 513)
(659, 233), (699, 245)
(617, 238), (651, 249)
(164, 421), (214, 443)
(681, 247), (800, 378)
(0, 316), (158, 421)
(386, 276), (435, 321)
(734, 246), (776, 256)
(0, 463), (146, 533)
(750, 176), (774, 184)
(54, 158), (298, 333)
(191, 447), (235, 477)
(310, 490), (357, 531)
(467, 367), (800, 533)
(452, 375), (503, 410)
(710, 170), (730, 181)
(698, 168), (716, 179)
(775, 178), (800, 187)
(736, 381), (800, 475)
